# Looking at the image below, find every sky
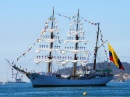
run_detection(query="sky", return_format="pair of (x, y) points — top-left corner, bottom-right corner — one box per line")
(0, 0), (130, 81)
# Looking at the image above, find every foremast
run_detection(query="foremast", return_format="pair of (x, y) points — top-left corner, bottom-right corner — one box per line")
(93, 23), (100, 70)
(12, 7), (60, 74)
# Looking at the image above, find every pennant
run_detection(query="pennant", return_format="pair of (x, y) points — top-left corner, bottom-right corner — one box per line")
(108, 43), (124, 70)
(37, 39), (40, 42)
(23, 53), (26, 56)
(57, 13), (61, 16)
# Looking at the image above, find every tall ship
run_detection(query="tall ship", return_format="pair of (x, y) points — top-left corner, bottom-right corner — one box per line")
(12, 8), (124, 87)
(5, 58), (26, 83)
(7, 71), (26, 83)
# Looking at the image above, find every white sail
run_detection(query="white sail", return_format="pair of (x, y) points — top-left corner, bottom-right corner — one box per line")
(47, 29), (53, 33)
(64, 40), (88, 44)
(36, 48), (43, 53)
(64, 40), (81, 44)
(70, 60), (79, 63)
(70, 40), (81, 43)
(63, 50), (88, 55)
(34, 59), (42, 64)
(47, 29), (59, 33)
(57, 49), (88, 55)
(44, 59), (53, 63)
(71, 31), (79, 35)
(44, 39), (56, 43)
(66, 31), (85, 36)
(45, 48), (53, 52)
(69, 50), (80, 54)
(54, 60), (69, 65)
(36, 48), (68, 54)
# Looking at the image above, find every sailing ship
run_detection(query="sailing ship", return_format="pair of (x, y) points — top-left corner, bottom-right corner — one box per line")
(11, 8), (124, 87)
(8, 71), (26, 83)
(5, 59), (26, 83)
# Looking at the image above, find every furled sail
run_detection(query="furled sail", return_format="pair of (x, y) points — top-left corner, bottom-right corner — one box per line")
(36, 48), (43, 53)
(64, 40), (81, 44)
(70, 60), (79, 63)
(69, 50), (80, 54)
(64, 40), (88, 44)
(44, 39), (56, 43)
(47, 29), (59, 33)
(34, 59), (42, 64)
(71, 31), (79, 35)
(54, 60), (69, 65)
(45, 48), (53, 52)
(67, 31), (85, 36)
(70, 40), (81, 43)
(44, 59), (53, 63)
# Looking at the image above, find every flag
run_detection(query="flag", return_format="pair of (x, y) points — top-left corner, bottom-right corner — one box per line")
(108, 43), (124, 70)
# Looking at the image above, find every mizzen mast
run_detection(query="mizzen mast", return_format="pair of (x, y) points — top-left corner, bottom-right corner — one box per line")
(93, 23), (100, 70)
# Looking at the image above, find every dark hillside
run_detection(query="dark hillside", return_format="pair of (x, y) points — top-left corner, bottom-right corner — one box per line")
(58, 62), (130, 75)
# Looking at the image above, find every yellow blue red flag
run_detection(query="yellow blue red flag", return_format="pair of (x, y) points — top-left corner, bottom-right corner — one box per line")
(108, 43), (124, 70)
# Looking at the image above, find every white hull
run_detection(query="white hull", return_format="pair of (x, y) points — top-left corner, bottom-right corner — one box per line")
(27, 73), (113, 87)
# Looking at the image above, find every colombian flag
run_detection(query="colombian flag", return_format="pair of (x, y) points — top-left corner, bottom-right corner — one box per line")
(108, 43), (124, 70)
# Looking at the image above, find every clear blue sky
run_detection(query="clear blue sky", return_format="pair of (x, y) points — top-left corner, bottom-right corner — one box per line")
(0, 0), (130, 81)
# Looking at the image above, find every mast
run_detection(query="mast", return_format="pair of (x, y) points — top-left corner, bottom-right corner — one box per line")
(48, 7), (54, 72)
(73, 9), (79, 78)
(15, 72), (18, 80)
(93, 23), (100, 70)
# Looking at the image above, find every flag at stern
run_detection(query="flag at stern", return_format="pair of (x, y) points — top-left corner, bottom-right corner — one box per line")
(108, 43), (124, 70)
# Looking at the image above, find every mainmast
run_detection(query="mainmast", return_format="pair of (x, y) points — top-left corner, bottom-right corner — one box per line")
(73, 9), (79, 78)
(48, 7), (54, 72)
(93, 23), (100, 70)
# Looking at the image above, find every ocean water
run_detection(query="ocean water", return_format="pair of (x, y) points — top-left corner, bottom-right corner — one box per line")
(0, 82), (130, 97)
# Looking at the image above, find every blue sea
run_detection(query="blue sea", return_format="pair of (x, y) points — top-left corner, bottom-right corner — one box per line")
(0, 82), (130, 97)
